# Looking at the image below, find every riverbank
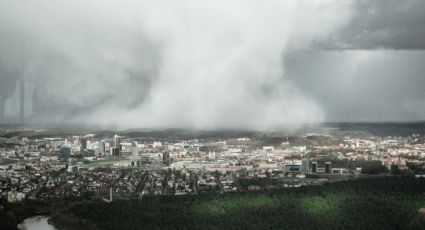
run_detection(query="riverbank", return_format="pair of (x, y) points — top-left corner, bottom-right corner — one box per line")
(18, 216), (56, 230)
(0, 198), (94, 230)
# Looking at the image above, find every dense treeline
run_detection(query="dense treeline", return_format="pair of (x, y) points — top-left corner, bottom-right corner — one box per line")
(0, 194), (94, 230)
(50, 177), (425, 230)
(0, 199), (61, 229)
(325, 122), (425, 137)
(0, 200), (45, 229)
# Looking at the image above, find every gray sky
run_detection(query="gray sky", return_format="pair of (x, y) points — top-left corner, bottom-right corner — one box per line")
(0, 0), (424, 129)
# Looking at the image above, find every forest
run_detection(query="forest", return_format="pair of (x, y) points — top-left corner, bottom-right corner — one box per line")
(49, 177), (425, 230)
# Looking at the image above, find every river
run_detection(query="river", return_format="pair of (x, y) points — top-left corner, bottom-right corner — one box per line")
(17, 216), (57, 230)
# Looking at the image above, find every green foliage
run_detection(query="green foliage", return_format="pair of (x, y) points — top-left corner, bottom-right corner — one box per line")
(50, 177), (425, 230)
(361, 161), (389, 174)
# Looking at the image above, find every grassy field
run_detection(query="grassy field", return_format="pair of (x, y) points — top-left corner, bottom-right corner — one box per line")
(83, 158), (127, 166)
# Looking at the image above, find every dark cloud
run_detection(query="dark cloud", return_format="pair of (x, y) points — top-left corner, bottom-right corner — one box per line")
(285, 50), (425, 122)
(284, 0), (425, 122)
(320, 0), (425, 50)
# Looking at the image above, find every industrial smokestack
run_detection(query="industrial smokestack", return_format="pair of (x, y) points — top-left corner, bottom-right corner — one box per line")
(19, 79), (25, 124)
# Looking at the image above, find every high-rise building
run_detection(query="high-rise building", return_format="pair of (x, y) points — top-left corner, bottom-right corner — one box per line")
(163, 151), (170, 166)
(111, 147), (120, 157)
(80, 139), (88, 150)
(110, 135), (121, 156)
(113, 135), (120, 149)
(325, 162), (331, 174)
(131, 141), (139, 156)
(98, 141), (106, 156)
(311, 162), (318, 174)
(302, 157), (310, 174)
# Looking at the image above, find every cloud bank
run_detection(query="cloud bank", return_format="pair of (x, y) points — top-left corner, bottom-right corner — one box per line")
(1, 0), (425, 128)
(0, 0), (354, 129)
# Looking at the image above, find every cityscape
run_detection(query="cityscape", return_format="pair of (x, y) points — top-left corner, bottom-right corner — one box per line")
(2, 0), (425, 229)
(2, 129), (425, 202)
(1, 126), (425, 229)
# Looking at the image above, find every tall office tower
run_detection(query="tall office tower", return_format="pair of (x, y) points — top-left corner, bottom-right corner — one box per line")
(98, 140), (106, 156)
(325, 162), (331, 174)
(113, 135), (120, 149)
(111, 147), (120, 157)
(80, 139), (88, 150)
(163, 151), (170, 166)
(131, 141), (139, 156)
(302, 157), (310, 174)
(311, 162), (318, 174)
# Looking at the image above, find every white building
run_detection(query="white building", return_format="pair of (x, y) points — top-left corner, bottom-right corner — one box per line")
(7, 191), (25, 203)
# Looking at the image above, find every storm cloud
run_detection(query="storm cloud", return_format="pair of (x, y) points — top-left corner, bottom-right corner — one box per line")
(324, 0), (425, 50)
(285, 0), (425, 122)
(0, 0), (424, 128)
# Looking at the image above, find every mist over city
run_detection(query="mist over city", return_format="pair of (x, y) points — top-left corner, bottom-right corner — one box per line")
(1, 0), (424, 129)
(2, 1), (425, 230)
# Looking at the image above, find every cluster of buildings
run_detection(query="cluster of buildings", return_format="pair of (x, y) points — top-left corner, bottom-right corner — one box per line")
(1, 131), (425, 203)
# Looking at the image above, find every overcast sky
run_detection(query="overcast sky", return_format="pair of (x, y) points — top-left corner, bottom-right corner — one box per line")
(0, 0), (424, 129)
